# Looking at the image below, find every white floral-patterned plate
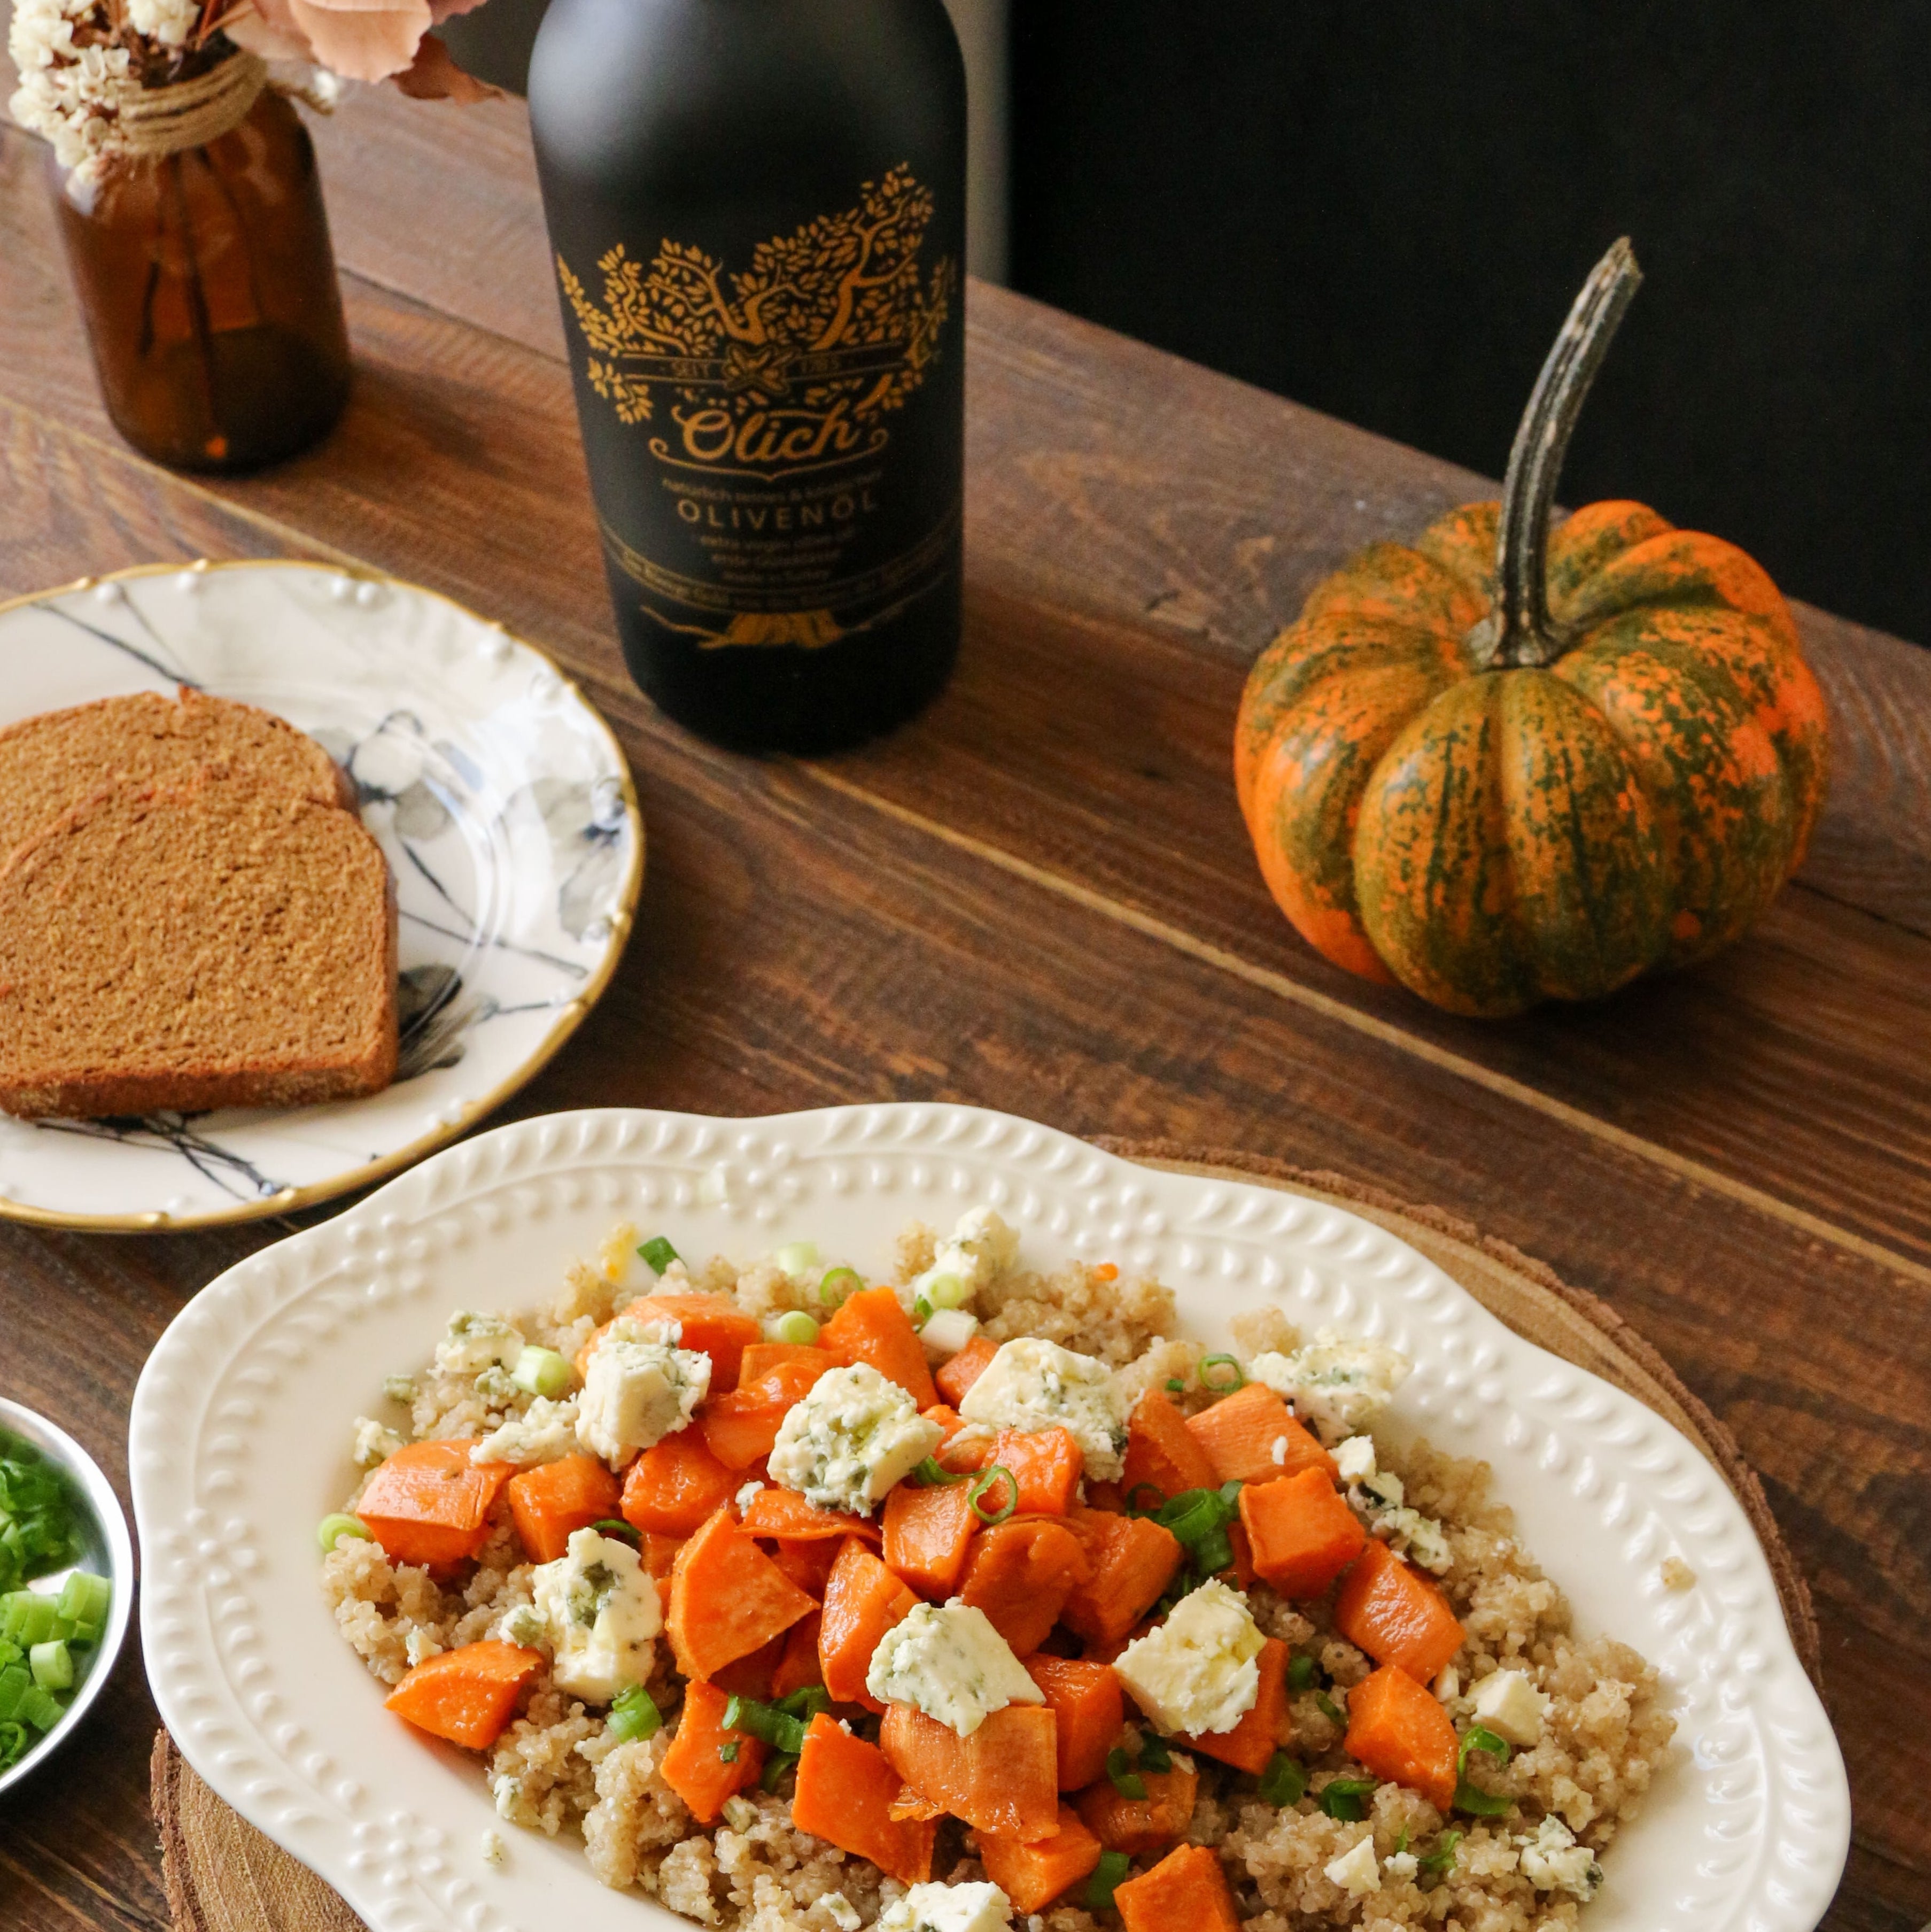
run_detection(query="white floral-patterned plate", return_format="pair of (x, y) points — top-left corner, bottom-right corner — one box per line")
(128, 1104), (1850, 1932)
(0, 562), (642, 1230)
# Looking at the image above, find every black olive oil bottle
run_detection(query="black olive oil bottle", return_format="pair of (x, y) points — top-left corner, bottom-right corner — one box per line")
(529, 0), (967, 753)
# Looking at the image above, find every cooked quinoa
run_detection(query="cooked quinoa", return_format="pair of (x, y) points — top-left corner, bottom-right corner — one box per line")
(323, 1218), (1674, 1930)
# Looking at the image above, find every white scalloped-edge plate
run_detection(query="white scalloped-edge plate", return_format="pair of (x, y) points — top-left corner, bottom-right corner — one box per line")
(0, 561), (642, 1231)
(129, 1105), (1849, 1932)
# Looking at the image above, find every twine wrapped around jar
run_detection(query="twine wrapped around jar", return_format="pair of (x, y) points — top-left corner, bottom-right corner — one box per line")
(117, 49), (268, 159)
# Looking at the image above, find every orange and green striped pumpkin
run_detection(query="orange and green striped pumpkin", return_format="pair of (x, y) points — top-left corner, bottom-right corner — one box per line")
(1235, 241), (1829, 1017)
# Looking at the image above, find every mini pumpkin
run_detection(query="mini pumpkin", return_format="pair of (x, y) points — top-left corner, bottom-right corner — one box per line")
(1235, 239), (1829, 1017)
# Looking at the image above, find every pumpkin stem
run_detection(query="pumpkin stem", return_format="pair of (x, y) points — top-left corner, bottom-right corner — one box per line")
(1475, 237), (1643, 670)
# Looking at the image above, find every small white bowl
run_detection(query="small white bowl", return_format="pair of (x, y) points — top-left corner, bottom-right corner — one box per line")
(0, 1398), (135, 1798)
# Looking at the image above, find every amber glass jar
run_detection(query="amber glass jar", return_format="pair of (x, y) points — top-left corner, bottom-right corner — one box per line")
(50, 78), (351, 474)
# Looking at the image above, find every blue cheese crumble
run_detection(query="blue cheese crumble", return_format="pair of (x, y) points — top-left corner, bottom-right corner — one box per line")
(351, 1416), (405, 1468)
(1324, 1834), (1380, 1896)
(1249, 1330), (1412, 1446)
(1519, 1816), (1603, 1900)
(471, 1396), (582, 1467)
(768, 1362), (943, 1515)
(867, 1600), (1045, 1736)
(1472, 1667), (1549, 1746)
(575, 1320), (711, 1465)
(435, 1310), (526, 1378)
(878, 1880), (1013, 1932)
(1112, 1578), (1264, 1735)
(903, 1205), (1021, 1313)
(530, 1526), (662, 1704)
(956, 1336), (1127, 1482)
(1332, 1434), (1452, 1575)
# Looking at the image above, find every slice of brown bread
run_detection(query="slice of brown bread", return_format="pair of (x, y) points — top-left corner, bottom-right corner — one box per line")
(0, 772), (398, 1118)
(0, 687), (352, 865)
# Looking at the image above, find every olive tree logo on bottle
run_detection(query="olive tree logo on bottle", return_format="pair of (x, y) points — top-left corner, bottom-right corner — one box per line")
(557, 166), (956, 478)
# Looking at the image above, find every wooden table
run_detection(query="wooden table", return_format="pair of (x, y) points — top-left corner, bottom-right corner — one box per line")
(1, 87), (1927, 1932)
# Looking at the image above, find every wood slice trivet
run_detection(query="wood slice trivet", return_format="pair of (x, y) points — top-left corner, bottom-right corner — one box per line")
(153, 1147), (1823, 1932)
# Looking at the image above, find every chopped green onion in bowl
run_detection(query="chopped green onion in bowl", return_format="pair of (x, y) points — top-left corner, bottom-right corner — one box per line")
(28, 1640), (72, 1692)
(0, 1418), (122, 1784)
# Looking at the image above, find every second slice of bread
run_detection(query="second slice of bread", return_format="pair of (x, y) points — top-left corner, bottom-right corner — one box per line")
(0, 687), (353, 865)
(0, 772), (398, 1118)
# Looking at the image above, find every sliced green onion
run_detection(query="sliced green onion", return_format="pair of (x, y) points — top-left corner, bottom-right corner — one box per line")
(1316, 1776), (1377, 1821)
(760, 1749), (797, 1791)
(1125, 1482), (1167, 1516)
(772, 1311), (821, 1347)
(1105, 1745), (1147, 1800)
(818, 1267), (863, 1307)
(1315, 1691), (1343, 1725)
(772, 1241), (820, 1279)
(1392, 1827), (1409, 1856)
(1453, 1723), (1514, 1815)
(1194, 1526), (1235, 1576)
(911, 1295), (934, 1328)
(926, 1273), (969, 1310)
(15, 1681), (60, 1733)
(912, 1457), (965, 1487)
(0, 1439), (80, 1599)
(1137, 1730), (1172, 1773)
(607, 1684), (662, 1742)
(28, 1640), (71, 1692)
(511, 1346), (572, 1400)
(1200, 1354), (1245, 1393)
(774, 1685), (833, 1722)
(0, 1594), (57, 1645)
(1086, 1849), (1132, 1913)
(317, 1514), (371, 1554)
(638, 1236), (680, 1274)
(1258, 1750), (1306, 1807)
(55, 1571), (110, 1634)
(1165, 1377), (1186, 1394)
(718, 1738), (740, 1763)
(722, 1692), (815, 1756)
(1287, 1652), (1316, 1693)
(591, 1519), (641, 1545)
(968, 1466), (1018, 1526)
(1417, 1828), (1463, 1875)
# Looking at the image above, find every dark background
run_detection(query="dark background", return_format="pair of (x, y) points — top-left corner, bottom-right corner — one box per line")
(1010, 3), (1931, 646)
(447, 2), (1931, 645)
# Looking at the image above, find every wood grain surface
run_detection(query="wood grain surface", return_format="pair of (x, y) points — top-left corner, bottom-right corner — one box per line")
(0, 87), (1926, 1932)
